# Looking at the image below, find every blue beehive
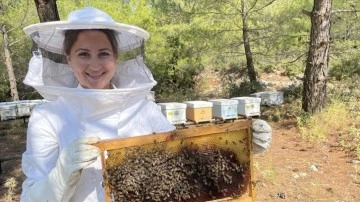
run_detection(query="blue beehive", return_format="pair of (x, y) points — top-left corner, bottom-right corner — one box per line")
(208, 99), (238, 120)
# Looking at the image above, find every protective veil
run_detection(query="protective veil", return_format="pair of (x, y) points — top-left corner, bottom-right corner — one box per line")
(21, 7), (175, 202)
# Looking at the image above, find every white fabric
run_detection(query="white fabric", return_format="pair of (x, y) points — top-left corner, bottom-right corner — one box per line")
(251, 119), (272, 154)
(21, 40), (175, 202)
(23, 7), (149, 54)
(22, 97), (174, 202)
(26, 137), (101, 201)
(24, 54), (157, 119)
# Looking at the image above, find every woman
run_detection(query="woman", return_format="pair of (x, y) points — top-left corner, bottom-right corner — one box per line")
(21, 7), (175, 201)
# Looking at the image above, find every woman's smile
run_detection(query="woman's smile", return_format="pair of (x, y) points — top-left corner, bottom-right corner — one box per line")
(67, 30), (117, 89)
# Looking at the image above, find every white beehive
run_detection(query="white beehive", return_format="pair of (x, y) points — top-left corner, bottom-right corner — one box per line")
(208, 99), (238, 120)
(17, 100), (31, 117)
(157, 102), (187, 125)
(250, 91), (284, 106)
(231, 97), (261, 117)
(0, 103), (17, 121)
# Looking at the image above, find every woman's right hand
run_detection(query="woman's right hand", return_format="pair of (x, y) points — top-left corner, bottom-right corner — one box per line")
(25, 137), (100, 202)
(59, 136), (101, 175)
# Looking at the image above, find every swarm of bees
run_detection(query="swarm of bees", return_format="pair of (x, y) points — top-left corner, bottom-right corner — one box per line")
(106, 142), (250, 202)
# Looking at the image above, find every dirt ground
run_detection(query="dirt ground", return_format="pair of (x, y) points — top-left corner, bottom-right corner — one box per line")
(1, 116), (359, 202)
(254, 119), (360, 201)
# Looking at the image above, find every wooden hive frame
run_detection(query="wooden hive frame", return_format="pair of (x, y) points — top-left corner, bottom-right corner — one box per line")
(94, 120), (255, 202)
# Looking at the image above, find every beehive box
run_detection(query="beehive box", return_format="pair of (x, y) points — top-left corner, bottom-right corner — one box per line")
(209, 99), (238, 121)
(157, 102), (187, 125)
(16, 100), (31, 117)
(184, 101), (213, 124)
(94, 120), (255, 202)
(231, 97), (261, 117)
(0, 103), (17, 121)
(250, 91), (284, 106)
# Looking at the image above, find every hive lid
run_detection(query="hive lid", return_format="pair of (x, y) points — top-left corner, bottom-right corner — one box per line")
(231, 97), (261, 103)
(0, 104), (17, 109)
(250, 91), (284, 96)
(184, 100), (213, 108)
(157, 102), (187, 109)
(209, 99), (238, 105)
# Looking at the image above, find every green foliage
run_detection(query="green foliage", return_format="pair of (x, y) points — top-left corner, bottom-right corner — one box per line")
(323, 77), (360, 158)
(328, 76), (360, 100)
(0, 73), (10, 101)
(0, 119), (27, 136)
(227, 80), (265, 98)
(297, 95), (357, 145)
(339, 123), (360, 159)
(0, 0), (359, 105)
(262, 64), (276, 74)
(0, 0), (38, 100)
(282, 84), (303, 101)
(148, 32), (204, 102)
(330, 55), (360, 81)
(296, 111), (326, 143)
(220, 64), (265, 97)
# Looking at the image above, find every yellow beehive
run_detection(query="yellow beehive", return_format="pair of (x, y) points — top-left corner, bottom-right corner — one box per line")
(184, 101), (213, 124)
(94, 120), (255, 202)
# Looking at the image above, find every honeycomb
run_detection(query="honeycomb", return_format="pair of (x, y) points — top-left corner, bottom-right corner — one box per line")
(94, 120), (255, 202)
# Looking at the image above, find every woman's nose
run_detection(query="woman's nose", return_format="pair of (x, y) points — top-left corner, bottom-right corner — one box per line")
(89, 57), (101, 69)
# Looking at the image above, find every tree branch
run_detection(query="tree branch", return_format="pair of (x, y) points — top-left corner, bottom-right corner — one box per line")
(302, 9), (311, 17)
(251, 0), (277, 13)
(283, 53), (307, 64)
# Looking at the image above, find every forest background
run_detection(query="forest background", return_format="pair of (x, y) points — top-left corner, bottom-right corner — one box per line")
(1, 0), (358, 103)
(1, 0), (360, 201)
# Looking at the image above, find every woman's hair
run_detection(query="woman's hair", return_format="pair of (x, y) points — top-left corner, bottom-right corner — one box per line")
(63, 29), (119, 57)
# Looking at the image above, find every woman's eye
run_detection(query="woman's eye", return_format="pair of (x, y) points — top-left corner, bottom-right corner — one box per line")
(78, 52), (89, 57)
(99, 52), (111, 57)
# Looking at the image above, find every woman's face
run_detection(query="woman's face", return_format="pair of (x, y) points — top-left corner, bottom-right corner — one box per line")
(67, 30), (116, 89)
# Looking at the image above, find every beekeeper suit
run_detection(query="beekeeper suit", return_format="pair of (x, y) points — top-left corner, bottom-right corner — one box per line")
(21, 7), (271, 202)
(21, 7), (175, 202)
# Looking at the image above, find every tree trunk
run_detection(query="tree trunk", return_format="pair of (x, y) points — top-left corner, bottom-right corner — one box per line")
(34, 0), (60, 22)
(241, 0), (257, 83)
(1, 24), (19, 101)
(33, 0), (64, 62)
(302, 0), (332, 113)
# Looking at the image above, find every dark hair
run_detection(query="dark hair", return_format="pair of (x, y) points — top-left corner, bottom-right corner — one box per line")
(63, 29), (119, 57)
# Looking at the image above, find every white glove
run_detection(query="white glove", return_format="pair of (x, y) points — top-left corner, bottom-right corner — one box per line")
(25, 137), (101, 202)
(251, 119), (272, 154)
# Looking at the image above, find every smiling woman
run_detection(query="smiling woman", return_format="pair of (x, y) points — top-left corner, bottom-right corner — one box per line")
(65, 30), (117, 89)
(20, 7), (175, 202)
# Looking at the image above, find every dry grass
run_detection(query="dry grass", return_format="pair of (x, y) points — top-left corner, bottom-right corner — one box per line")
(296, 95), (360, 158)
(3, 177), (17, 201)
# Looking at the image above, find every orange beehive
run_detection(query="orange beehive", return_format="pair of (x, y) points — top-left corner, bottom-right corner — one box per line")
(184, 101), (213, 124)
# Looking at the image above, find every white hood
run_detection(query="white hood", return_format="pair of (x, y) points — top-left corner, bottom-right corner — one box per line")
(24, 53), (156, 119)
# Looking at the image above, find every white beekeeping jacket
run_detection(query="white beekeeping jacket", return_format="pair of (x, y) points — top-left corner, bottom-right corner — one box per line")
(21, 51), (175, 201)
